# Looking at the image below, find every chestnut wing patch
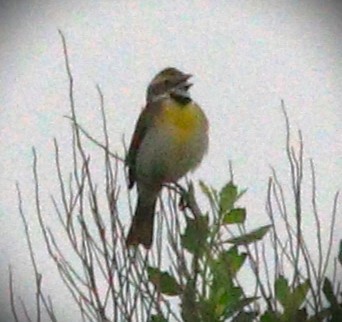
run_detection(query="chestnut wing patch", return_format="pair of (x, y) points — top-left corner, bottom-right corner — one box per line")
(125, 102), (161, 189)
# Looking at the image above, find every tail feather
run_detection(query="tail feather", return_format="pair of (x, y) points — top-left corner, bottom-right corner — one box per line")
(126, 194), (157, 249)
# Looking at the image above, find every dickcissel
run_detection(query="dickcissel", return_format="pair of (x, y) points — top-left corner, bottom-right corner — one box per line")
(125, 67), (209, 248)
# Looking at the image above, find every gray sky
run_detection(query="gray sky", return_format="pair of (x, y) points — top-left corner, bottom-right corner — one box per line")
(0, 1), (341, 321)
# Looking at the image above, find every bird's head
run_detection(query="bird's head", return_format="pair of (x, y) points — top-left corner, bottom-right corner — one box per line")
(146, 67), (193, 103)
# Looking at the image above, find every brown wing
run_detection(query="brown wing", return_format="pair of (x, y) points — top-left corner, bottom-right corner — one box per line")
(126, 101), (162, 189)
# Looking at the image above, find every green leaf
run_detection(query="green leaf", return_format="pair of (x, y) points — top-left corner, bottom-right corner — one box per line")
(196, 298), (216, 321)
(210, 267), (234, 305)
(212, 291), (227, 318)
(223, 208), (246, 224)
(323, 277), (338, 307)
(199, 180), (218, 206)
(225, 225), (272, 245)
(290, 279), (310, 309)
(147, 267), (182, 296)
(274, 278), (309, 316)
(230, 297), (259, 314)
(275, 275), (290, 307)
(260, 311), (279, 322)
(150, 314), (167, 322)
(221, 246), (246, 277)
(209, 253), (244, 318)
(181, 214), (209, 255)
(209, 247), (246, 299)
(219, 182), (238, 213)
(220, 286), (244, 317)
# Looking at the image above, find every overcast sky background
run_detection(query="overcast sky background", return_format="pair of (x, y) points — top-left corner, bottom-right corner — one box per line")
(0, 1), (341, 321)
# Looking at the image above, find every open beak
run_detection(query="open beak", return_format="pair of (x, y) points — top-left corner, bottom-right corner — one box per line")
(171, 73), (193, 100)
(179, 73), (193, 90)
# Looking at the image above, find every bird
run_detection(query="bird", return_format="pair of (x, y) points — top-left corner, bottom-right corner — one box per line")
(125, 67), (209, 249)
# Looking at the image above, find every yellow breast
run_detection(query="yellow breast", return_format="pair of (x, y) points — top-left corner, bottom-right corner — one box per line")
(159, 100), (205, 142)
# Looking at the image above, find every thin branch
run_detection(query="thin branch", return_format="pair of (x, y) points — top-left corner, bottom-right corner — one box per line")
(9, 266), (19, 322)
(16, 182), (42, 322)
(64, 115), (123, 162)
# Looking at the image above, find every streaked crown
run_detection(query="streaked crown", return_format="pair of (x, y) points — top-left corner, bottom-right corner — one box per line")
(146, 67), (193, 103)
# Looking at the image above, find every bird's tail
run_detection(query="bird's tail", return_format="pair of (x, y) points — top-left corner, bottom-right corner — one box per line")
(126, 190), (158, 249)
